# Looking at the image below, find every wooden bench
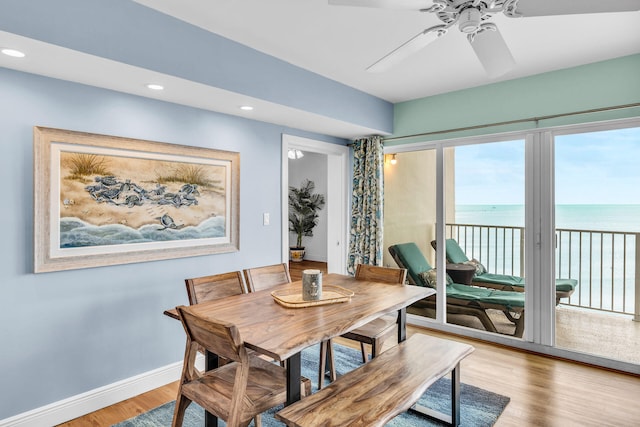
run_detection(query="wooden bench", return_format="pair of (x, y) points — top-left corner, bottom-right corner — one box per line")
(275, 334), (474, 427)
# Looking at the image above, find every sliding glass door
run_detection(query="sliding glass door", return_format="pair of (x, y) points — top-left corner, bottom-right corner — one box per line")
(384, 138), (526, 337)
(383, 117), (640, 371)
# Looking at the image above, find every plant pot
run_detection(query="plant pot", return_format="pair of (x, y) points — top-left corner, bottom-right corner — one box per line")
(289, 247), (305, 262)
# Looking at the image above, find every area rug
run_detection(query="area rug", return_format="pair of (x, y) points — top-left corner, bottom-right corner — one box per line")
(114, 343), (509, 426)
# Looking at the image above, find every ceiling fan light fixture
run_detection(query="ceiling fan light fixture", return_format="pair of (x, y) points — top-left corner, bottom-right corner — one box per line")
(458, 7), (481, 33)
(288, 149), (304, 160)
(333, 0), (640, 78)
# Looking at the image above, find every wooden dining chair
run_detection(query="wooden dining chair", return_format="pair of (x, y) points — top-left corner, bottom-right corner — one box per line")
(243, 263), (312, 397)
(184, 271), (247, 368)
(318, 264), (407, 389)
(243, 263), (292, 292)
(172, 305), (287, 427)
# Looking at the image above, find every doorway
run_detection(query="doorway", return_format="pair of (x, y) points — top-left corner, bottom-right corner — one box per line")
(281, 134), (350, 274)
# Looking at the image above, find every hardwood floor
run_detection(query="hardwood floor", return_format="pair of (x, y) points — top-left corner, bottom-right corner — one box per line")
(58, 261), (640, 426)
(56, 383), (179, 427)
(58, 326), (640, 427)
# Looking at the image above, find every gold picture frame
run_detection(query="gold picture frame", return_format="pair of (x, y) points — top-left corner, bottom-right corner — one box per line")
(33, 127), (240, 273)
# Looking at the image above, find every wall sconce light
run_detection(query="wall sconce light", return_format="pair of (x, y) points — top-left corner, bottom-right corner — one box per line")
(390, 154), (397, 165)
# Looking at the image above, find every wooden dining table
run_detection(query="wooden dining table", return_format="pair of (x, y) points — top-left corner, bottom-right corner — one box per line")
(165, 273), (434, 426)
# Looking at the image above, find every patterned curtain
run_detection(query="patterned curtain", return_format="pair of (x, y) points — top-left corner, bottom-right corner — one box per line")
(347, 135), (384, 274)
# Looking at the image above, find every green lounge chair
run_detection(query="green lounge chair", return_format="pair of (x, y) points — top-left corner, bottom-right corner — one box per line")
(388, 242), (525, 338)
(434, 238), (577, 304)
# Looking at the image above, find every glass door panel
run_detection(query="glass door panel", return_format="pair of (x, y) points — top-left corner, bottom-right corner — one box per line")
(383, 149), (439, 321)
(384, 139), (526, 337)
(447, 139), (526, 336)
(554, 126), (640, 365)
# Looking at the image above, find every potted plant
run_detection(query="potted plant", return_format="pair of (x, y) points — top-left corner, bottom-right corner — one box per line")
(288, 179), (326, 262)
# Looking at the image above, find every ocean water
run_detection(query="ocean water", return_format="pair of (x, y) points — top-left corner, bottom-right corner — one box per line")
(456, 204), (640, 233)
(59, 215), (226, 248)
(453, 204), (639, 313)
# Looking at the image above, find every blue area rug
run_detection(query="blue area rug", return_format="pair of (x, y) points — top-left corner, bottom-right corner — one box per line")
(114, 342), (509, 426)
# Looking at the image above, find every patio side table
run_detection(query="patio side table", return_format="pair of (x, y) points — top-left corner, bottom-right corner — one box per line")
(446, 263), (476, 285)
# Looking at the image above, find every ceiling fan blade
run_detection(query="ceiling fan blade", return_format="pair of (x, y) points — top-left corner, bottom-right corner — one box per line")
(328, 0), (435, 10)
(509, 0), (640, 17)
(469, 27), (515, 78)
(367, 25), (447, 72)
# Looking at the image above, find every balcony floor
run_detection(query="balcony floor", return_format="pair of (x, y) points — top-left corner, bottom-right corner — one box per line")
(415, 304), (640, 365)
(556, 305), (640, 365)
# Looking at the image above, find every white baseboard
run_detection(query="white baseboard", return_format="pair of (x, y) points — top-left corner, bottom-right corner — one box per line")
(0, 356), (203, 427)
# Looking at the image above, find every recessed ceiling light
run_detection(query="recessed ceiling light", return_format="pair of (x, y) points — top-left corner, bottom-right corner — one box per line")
(240, 105), (254, 111)
(1, 48), (26, 58)
(146, 84), (164, 90)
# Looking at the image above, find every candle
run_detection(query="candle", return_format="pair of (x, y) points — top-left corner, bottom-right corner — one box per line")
(302, 269), (322, 301)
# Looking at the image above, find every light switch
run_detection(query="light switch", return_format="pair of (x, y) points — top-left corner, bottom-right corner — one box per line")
(263, 213), (270, 225)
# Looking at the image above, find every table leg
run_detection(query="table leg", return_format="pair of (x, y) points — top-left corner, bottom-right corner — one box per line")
(205, 351), (219, 427)
(397, 307), (407, 343)
(286, 352), (302, 405)
(451, 362), (461, 427)
(410, 362), (462, 426)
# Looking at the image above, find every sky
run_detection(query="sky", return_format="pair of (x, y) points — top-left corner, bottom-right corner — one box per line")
(454, 126), (640, 205)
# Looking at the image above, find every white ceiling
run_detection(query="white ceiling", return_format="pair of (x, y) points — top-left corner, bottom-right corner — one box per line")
(133, 0), (640, 102)
(1, 0), (639, 138)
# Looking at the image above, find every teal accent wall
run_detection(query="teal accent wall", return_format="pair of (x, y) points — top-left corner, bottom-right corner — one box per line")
(392, 54), (640, 145)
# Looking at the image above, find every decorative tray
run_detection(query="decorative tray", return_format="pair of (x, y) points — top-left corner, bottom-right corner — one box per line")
(271, 285), (354, 308)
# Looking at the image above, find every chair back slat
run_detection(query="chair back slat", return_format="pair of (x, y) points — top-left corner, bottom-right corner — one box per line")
(244, 263), (291, 292)
(176, 305), (245, 362)
(185, 271), (246, 305)
(355, 264), (407, 285)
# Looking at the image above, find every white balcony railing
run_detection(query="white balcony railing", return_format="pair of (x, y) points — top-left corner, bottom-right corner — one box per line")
(445, 223), (639, 320)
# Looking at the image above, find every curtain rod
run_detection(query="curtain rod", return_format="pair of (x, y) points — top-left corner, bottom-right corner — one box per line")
(382, 102), (640, 142)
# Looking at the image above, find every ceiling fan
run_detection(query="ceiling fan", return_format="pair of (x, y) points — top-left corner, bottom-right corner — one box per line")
(329, 0), (640, 77)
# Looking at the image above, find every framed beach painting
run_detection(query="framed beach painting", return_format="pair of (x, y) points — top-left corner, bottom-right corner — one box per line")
(33, 127), (240, 273)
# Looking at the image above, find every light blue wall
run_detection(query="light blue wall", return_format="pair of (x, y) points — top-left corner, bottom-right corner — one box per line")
(0, 0), (393, 134)
(0, 67), (347, 419)
(392, 54), (640, 144)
